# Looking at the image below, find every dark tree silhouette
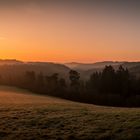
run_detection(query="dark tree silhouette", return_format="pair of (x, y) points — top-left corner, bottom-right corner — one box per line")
(100, 65), (116, 94)
(25, 71), (36, 82)
(69, 70), (80, 90)
(45, 73), (59, 95)
(116, 66), (131, 97)
(87, 72), (101, 93)
(24, 71), (36, 90)
(59, 78), (67, 89)
(36, 72), (45, 93)
(58, 78), (67, 97)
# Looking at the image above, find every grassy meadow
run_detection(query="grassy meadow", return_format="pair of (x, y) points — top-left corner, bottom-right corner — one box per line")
(0, 86), (140, 140)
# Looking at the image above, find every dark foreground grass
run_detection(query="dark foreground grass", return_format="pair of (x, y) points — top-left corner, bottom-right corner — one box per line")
(0, 86), (140, 140)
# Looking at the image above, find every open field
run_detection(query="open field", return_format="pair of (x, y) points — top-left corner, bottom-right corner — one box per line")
(0, 86), (140, 140)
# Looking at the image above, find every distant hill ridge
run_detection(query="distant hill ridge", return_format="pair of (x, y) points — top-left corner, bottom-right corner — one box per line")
(65, 61), (140, 79)
(0, 59), (23, 65)
(0, 59), (70, 80)
(65, 61), (140, 70)
(0, 59), (140, 79)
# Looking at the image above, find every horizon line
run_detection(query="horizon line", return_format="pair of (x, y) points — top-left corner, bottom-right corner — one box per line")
(0, 58), (140, 64)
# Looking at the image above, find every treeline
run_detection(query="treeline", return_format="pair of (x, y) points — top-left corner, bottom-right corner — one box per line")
(0, 65), (140, 107)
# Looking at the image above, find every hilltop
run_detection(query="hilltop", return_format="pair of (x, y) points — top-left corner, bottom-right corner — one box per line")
(0, 59), (23, 65)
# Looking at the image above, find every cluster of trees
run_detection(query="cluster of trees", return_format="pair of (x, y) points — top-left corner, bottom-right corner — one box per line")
(88, 66), (133, 96)
(0, 65), (140, 107)
(86, 66), (140, 106)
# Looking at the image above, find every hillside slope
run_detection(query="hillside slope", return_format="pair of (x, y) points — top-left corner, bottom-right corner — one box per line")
(0, 62), (70, 81)
(65, 61), (140, 79)
(0, 86), (140, 140)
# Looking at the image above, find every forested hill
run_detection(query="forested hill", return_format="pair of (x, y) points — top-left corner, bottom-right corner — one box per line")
(65, 61), (140, 71)
(0, 59), (140, 80)
(0, 60), (70, 80)
(65, 61), (140, 79)
(0, 60), (140, 107)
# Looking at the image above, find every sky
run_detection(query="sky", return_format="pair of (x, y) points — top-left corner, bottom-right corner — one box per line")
(0, 0), (140, 63)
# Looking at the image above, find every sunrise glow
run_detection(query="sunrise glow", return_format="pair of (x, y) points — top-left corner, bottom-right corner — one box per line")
(0, 1), (139, 62)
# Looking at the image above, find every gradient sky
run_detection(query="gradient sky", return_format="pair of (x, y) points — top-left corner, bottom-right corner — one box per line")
(0, 0), (140, 62)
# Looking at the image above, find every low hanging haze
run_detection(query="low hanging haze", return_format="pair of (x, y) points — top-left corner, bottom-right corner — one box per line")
(0, 0), (140, 63)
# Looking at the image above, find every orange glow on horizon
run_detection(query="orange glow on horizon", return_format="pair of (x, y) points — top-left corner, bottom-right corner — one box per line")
(0, 2), (139, 63)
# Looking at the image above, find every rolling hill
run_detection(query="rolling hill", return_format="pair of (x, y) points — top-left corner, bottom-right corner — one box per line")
(0, 59), (140, 81)
(65, 61), (125, 71)
(0, 60), (71, 81)
(0, 86), (140, 140)
(65, 61), (140, 79)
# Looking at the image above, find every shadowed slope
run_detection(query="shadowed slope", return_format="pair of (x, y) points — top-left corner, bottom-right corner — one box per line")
(0, 86), (140, 140)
